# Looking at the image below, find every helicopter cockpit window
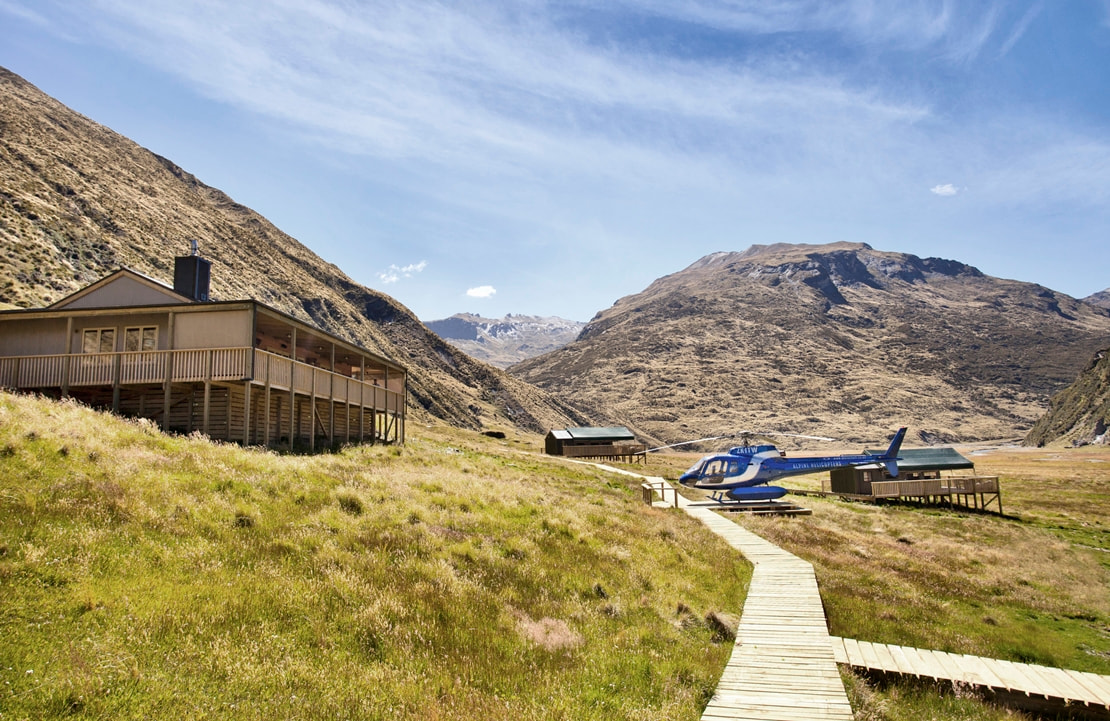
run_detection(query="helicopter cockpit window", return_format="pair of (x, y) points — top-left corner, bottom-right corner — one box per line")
(704, 459), (726, 476)
(702, 459), (743, 477)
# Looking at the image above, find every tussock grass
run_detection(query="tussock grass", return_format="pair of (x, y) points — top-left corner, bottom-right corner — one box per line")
(0, 393), (749, 719)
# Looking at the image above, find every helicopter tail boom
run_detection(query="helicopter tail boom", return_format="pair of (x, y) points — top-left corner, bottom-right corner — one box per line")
(878, 426), (907, 477)
(879, 427), (907, 459)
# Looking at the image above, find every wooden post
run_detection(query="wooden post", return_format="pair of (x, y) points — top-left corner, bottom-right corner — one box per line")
(328, 344), (336, 445)
(263, 353), (272, 447)
(384, 367), (390, 443)
(62, 317), (73, 397)
(309, 371), (316, 452)
(288, 328), (297, 450)
(243, 381), (252, 445)
(359, 357), (366, 443)
(163, 313), (176, 431)
(111, 352), (122, 413)
(203, 350), (212, 436)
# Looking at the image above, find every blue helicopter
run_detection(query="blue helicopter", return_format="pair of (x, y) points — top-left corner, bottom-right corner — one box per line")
(675, 427), (907, 501)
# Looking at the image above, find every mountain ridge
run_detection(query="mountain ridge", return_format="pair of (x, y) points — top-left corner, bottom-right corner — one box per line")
(1086, 289), (1110, 310)
(512, 242), (1110, 445)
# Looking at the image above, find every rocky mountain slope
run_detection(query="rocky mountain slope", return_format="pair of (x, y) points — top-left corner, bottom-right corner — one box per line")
(425, 313), (584, 369)
(1025, 348), (1110, 446)
(511, 243), (1110, 445)
(0, 67), (604, 433)
(1086, 290), (1110, 310)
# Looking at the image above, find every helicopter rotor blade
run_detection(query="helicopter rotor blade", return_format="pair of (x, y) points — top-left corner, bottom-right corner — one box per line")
(644, 430), (837, 454)
(644, 435), (733, 453)
(733, 430), (838, 443)
(761, 431), (838, 442)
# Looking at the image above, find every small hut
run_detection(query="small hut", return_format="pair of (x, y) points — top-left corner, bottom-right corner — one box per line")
(544, 426), (645, 461)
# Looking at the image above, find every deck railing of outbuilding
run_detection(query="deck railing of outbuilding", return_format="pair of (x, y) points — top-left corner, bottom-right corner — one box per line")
(561, 443), (648, 462)
(868, 476), (1002, 513)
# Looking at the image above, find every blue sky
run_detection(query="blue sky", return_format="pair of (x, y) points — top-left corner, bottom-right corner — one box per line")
(2, 1), (1109, 322)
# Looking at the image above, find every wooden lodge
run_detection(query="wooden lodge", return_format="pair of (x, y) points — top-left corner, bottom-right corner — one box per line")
(827, 447), (1001, 513)
(0, 255), (406, 450)
(545, 426), (646, 462)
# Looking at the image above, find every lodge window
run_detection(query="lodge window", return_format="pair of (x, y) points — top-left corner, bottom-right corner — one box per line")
(81, 328), (116, 354)
(124, 326), (158, 352)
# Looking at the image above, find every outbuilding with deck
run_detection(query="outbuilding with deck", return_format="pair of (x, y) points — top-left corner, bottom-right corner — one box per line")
(545, 426), (646, 462)
(826, 447), (1002, 513)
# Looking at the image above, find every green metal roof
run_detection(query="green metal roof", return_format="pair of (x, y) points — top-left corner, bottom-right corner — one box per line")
(565, 427), (636, 441)
(862, 447), (974, 471)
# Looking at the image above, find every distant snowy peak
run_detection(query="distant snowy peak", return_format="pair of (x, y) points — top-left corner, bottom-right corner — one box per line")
(424, 313), (585, 368)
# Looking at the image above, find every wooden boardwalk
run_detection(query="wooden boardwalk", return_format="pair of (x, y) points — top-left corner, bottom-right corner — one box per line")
(675, 489), (854, 720)
(832, 636), (1110, 710)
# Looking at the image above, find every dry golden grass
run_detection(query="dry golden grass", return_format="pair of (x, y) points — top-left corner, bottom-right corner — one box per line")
(0, 392), (751, 720)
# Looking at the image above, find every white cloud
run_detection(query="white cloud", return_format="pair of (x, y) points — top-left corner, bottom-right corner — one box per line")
(0, 0), (51, 26)
(466, 285), (496, 299)
(998, 2), (1043, 58)
(930, 183), (959, 196)
(377, 260), (427, 284)
(44, 0), (929, 183)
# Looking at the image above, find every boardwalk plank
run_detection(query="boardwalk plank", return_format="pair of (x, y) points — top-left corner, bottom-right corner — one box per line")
(871, 643), (900, 673)
(888, 644), (918, 677)
(1033, 665), (1099, 703)
(1072, 671), (1110, 704)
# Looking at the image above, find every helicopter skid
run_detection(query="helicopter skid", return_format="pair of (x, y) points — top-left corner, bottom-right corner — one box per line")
(712, 485), (788, 502)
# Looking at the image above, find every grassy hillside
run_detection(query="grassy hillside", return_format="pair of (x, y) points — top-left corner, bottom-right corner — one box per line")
(0, 392), (748, 720)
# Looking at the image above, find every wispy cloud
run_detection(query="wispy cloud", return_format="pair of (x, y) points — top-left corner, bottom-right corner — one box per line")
(466, 285), (496, 299)
(377, 260), (427, 284)
(0, 0), (51, 27)
(931, 183), (959, 196)
(36, 0), (930, 183)
(997, 1), (1043, 58)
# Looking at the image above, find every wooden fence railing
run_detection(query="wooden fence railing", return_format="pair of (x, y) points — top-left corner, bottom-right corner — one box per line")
(871, 479), (945, 498)
(0, 348), (403, 414)
(0, 348), (252, 388)
(252, 350), (403, 413)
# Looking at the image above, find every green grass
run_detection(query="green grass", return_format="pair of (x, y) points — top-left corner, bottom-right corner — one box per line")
(0, 393), (750, 720)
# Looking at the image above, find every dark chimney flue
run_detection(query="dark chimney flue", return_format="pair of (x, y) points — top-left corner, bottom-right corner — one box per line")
(174, 241), (211, 301)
